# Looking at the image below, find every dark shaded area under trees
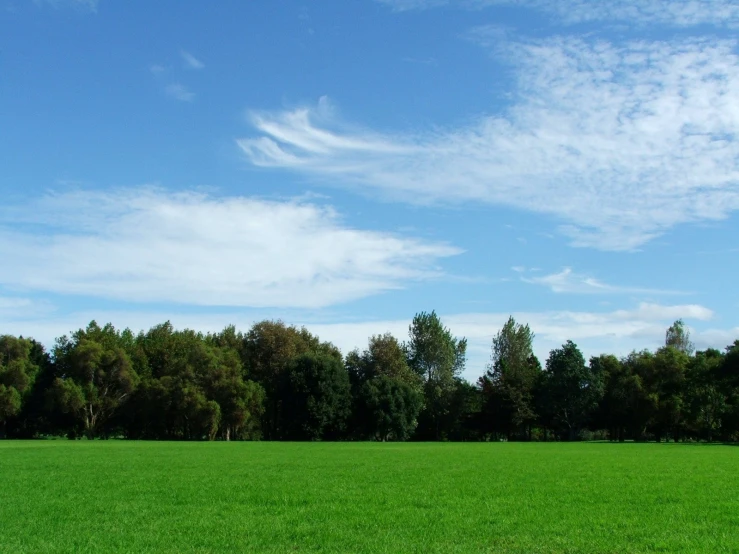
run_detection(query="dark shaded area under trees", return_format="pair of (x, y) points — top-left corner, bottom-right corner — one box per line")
(2, 314), (739, 443)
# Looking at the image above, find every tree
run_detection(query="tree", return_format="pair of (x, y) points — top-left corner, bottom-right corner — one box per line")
(358, 375), (423, 441)
(201, 345), (265, 440)
(591, 354), (648, 442)
(348, 333), (423, 440)
(0, 336), (41, 436)
(684, 349), (725, 442)
(647, 346), (690, 442)
(405, 311), (467, 440)
(243, 320), (340, 439)
(126, 323), (264, 441)
(279, 353), (352, 440)
(479, 317), (540, 440)
(540, 341), (603, 441)
(666, 319), (694, 355)
(51, 322), (139, 439)
(719, 341), (739, 440)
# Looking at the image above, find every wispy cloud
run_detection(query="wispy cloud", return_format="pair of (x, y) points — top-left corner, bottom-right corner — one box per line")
(180, 50), (204, 70)
(0, 296), (56, 320)
(376, 0), (739, 27)
(239, 37), (739, 250)
(521, 267), (685, 295)
(165, 83), (195, 102)
(0, 188), (460, 309)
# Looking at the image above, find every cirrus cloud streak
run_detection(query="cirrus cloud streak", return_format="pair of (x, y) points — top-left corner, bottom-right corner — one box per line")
(239, 36), (739, 250)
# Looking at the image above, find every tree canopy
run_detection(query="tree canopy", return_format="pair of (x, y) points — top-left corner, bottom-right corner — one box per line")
(1, 317), (738, 443)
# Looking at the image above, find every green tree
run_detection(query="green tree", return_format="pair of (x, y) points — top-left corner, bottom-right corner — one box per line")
(665, 319), (694, 355)
(0, 336), (41, 436)
(51, 322), (139, 439)
(540, 341), (603, 441)
(591, 354), (649, 442)
(684, 349), (725, 442)
(244, 320), (340, 439)
(127, 323), (264, 440)
(479, 317), (540, 440)
(348, 333), (423, 440)
(279, 353), (351, 440)
(647, 346), (690, 442)
(719, 341), (739, 440)
(202, 345), (265, 440)
(359, 375), (423, 441)
(406, 311), (467, 440)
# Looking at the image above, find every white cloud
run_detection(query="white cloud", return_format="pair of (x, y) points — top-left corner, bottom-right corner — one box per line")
(0, 302), (725, 381)
(0, 189), (460, 309)
(522, 267), (683, 295)
(376, 0), (739, 27)
(165, 83), (195, 102)
(239, 37), (739, 250)
(0, 297), (56, 321)
(180, 51), (204, 70)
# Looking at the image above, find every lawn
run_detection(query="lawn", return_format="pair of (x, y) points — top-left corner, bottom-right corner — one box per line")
(0, 442), (737, 553)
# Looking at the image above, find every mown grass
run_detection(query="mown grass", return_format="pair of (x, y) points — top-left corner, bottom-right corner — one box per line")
(0, 441), (737, 553)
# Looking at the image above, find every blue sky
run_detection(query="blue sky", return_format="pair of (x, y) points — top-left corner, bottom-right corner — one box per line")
(2, 0), (739, 379)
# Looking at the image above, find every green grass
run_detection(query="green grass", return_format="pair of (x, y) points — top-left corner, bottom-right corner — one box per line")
(1, 442), (738, 553)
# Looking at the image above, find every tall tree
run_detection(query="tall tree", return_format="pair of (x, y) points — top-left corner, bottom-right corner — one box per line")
(51, 322), (139, 439)
(684, 349), (725, 442)
(647, 346), (690, 442)
(479, 317), (540, 440)
(279, 353), (351, 440)
(718, 341), (739, 440)
(540, 341), (603, 441)
(348, 333), (423, 440)
(406, 311), (467, 440)
(0, 336), (41, 436)
(126, 324), (264, 440)
(243, 320), (340, 439)
(665, 319), (694, 355)
(591, 354), (649, 442)
(358, 376), (423, 441)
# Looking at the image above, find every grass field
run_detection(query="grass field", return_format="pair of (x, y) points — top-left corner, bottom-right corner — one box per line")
(1, 442), (738, 553)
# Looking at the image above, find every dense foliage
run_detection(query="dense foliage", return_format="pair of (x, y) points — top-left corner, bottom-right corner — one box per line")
(2, 314), (739, 442)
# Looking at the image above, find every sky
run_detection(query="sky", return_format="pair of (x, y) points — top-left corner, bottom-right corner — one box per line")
(1, 0), (738, 381)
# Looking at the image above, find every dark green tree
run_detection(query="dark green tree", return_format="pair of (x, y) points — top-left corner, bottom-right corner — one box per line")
(647, 346), (690, 442)
(591, 354), (648, 442)
(406, 311), (467, 440)
(348, 333), (423, 440)
(479, 317), (540, 440)
(244, 320), (340, 439)
(540, 341), (603, 441)
(684, 349), (725, 442)
(279, 353), (351, 440)
(0, 336), (41, 436)
(358, 375), (423, 441)
(51, 322), (139, 439)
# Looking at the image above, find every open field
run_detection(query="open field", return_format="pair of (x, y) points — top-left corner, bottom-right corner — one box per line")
(1, 442), (738, 553)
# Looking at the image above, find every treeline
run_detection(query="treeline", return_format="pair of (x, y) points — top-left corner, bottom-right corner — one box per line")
(1, 312), (738, 442)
